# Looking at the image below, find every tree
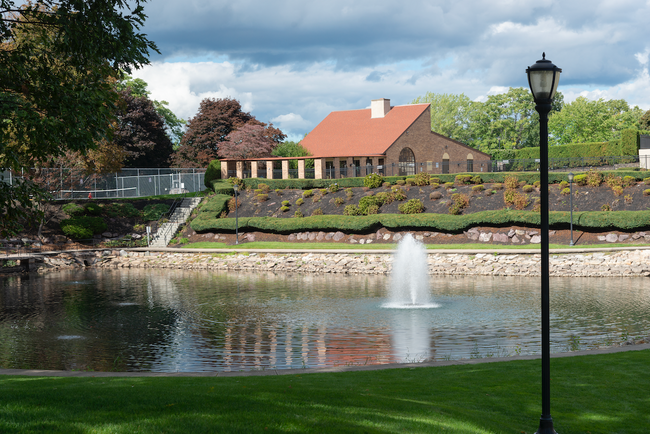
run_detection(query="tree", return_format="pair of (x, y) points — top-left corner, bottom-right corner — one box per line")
(0, 0), (157, 236)
(411, 92), (477, 144)
(272, 141), (313, 169)
(172, 97), (285, 167)
(117, 75), (186, 147)
(640, 110), (650, 131)
(113, 88), (174, 168)
(219, 124), (276, 160)
(549, 97), (645, 146)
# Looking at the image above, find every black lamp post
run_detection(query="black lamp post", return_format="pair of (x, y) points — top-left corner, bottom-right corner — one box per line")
(233, 184), (239, 245)
(526, 53), (561, 434)
(568, 172), (574, 246)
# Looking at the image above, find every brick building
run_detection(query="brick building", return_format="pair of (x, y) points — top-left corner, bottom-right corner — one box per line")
(221, 98), (491, 179)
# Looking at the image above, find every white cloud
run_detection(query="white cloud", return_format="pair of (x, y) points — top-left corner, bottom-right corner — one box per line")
(270, 113), (312, 132)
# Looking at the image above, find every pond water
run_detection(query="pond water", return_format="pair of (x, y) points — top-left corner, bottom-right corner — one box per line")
(1, 269), (649, 372)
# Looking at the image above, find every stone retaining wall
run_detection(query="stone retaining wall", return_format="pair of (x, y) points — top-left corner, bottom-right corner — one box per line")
(30, 249), (650, 277)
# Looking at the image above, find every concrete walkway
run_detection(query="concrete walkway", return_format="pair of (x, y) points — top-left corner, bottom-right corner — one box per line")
(2, 343), (648, 378)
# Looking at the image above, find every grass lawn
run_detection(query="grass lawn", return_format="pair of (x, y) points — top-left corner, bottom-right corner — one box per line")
(1, 350), (648, 433)
(181, 241), (647, 250)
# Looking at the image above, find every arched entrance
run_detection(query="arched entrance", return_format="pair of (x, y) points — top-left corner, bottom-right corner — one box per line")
(442, 152), (450, 174)
(466, 153), (474, 172)
(399, 147), (415, 176)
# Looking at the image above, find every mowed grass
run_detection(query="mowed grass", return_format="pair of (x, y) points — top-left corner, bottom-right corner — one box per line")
(182, 241), (647, 250)
(1, 350), (649, 433)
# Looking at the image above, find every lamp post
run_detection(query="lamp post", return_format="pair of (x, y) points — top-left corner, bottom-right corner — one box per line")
(233, 184), (239, 245)
(527, 53), (561, 434)
(568, 172), (574, 246)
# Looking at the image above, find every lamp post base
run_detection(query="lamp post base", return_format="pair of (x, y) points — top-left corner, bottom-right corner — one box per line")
(535, 415), (557, 434)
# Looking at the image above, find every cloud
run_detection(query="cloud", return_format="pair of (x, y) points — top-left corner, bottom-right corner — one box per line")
(271, 113), (312, 131)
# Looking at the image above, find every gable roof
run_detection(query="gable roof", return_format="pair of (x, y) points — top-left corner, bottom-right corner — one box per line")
(301, 103), (430, 158)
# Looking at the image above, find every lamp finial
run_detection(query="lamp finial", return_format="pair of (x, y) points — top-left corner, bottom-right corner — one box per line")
(542, 52), (546, 59)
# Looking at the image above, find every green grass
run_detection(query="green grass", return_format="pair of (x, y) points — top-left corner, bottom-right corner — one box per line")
(181, 241), (650, 250)
(1, 350), (648, 433)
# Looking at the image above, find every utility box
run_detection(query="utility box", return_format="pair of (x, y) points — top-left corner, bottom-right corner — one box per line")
(640, 135), (650, 169)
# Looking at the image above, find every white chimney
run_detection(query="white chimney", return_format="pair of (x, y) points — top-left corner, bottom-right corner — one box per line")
(371, 98), (391, 118)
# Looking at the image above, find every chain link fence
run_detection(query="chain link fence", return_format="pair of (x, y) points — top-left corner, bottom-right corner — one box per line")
(1, 168), (206, 199)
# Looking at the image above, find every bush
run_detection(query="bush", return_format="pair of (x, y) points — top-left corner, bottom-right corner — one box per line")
(363, 173), (384, 188)
(558, 181), (569, 189)
(366, 204), (380, 215)
(142, 204), (169, 221)
(504, 176), (519, 189)
(375, 191), (394, 204)
(60, 216), (107, 239)
(533, 181), (540, 188)
(413, 172), (431, 186)
(281, 200), (290, 206)
(430, 183), (439, 189)
(644, 177), (650, 185)
(84, 202), (102, 216)
(586, 170), (602, 187)
(258, 183), (270, 193)
(522, 185), (533, 193)
(294, 209), (303, 218)
(561, 188), (571, 195)
(228, 197), (241, 211)
(444, 182), (454, 189)
(320, 188), (328, 195)
(333, 197), (345, 206)
(612, 186), (624, 196)
(275, 189), (283, 195)
(405, 178), (416, 186)
(382, 182), (391, 188)
(430, 191), (442, 200)
(398, 199), (425, 214)
(512, 193), (530, 210)
(573, 174), (587, 186)
(302, 189), (313, 197)
(472, 185), (484, 192)
(280, 206), (290, 212)
(605, 175), (622, 188)
(504, 189), (517, 205)
(343, 204), (362, 216)
(455, 174), (472, 185)
(328, 183), (340, 193)
(296, 198), (304, 206)
(256, 194), (269, 202)
(471, 175), (482, 184)
(644, 189), (650, 196)
(103, 203), (140, 218)
(204, 160), (221, 189)
(345, 188), (354, 199)
(623, 176), (636, 187)
(396, 180), (405, 186)
(624, 194), (633, 204)
(311, 208), (324, 216)
(359, 195), (384, 215)
(62, 203), (85, 217)
(493, 183), (503, 190)
(391, 186), (407, 201)
(430, 177), (441, 184)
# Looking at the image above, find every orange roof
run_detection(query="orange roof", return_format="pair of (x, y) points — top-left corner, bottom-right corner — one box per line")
(301, 103), (430, 158)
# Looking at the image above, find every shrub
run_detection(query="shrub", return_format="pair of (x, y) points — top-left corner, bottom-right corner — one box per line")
(561, 188), (571, 195)
(485, 190), (493, 196)
(430, 177), (441, 184)
(430, 191), (442, 200)
(103, 203), (140, 218)
(280, 206), (290, 212)
(296, 198), (304, 206)
(504, 189), (517, 205)
(281, 200), (290, 207)
(294, 209), (303, 218)
(586, 170), (602, 187)
(624, 194), (633, 204)
(504, 176), (519, 189)
(522, 185), (534, 193)
(228, 197), (241, 211)
(275, 189), (283, 195)
(644, 177), (650, 185)
(455, 174), (472, 185)
(62, 203), (85, 217)
(302, 190), (313, 198)
(573, 174), (587, 186)
(343, 204), (362, 216)
(451, 193), (470, 209)
(558, 180), (569, 189)
(405, 178), (416, 186)
(512, 193), (530, 210)
(328, 183), (340, 193)
(430, 183), (439, 189)
(258, 183), (270, 193)
(359, 195), (384, 215)
(391, 186), (407, 201)
(601, 204), (611, 211)
(228, 176), (244, 188)
(333, 197), (345, 206)
(493, 183), (503, 190)
(623, 176), (636, 187)
(533, 181), (540, 188)
(444, 182), (454, 189)
(311, 208), (324, 216)
(60, 216), (107, 239)
(396, 180), (406, 186)
(375, 191), (394, 204)
(320, 188), (328, 195)
(254, 189), (263, 194)
(519, 181), (527, 188)
(366, 205), (380, 215)
(84, 202), (102, 216)
(364, 173), (384, 188)
(142, 204), (169, 221)
(398, 199), (425, 214)
(256, 194), (269, 202)
(345, 188), (354, 199)
(605, 175), (623, 188)
(413, 172), (431, 186)
(204, 159), (221, 189)
(644, 189), (650, 196)
(382, 182), (391, 188)
(612, 186), (624, 196)
(471, 175), (482, 184)
(472, 185), (484, 192)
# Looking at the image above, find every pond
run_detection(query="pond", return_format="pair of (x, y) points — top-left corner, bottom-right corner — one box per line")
(1, 269), (649, 372)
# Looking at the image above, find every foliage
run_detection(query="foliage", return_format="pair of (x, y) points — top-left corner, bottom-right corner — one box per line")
(271, 141), (313, 170)
(472, 185), (485, 192)
(411, 92), (478, 144)
(302, 190), (313, 197)
(60, 216), (107, 239)
(398, 199), (425, 214)
(62, 203), (85, 217)
(293, 209), (303, 218)
(391, 186), (407, 201)
(363, 173), (384, 188)
(280, 206), (290, 212)
(412, 172), (431, 186)
(296, 198), (304, 206)
(227, 197), (241, 211)
(448, 193), (470, 215)
(219, 123), (277, 160)
(358, 196), (384, 215)
(102, 202), (140, 218)
(454, 174), (472, 185)
(504, 176), (519, 189)
(643, 189), (650, 196)
(204, 160), (221, 189)
(258, 183), (270, 193)
(343, 205), (362, 216)
(311, 208), (323, 216)
(256, 194), (268, 202)
(573, 174), (587, 186)
(586, 170), (602, 187)
(84, 202), (102, 216)
(142, 204), (169, 221)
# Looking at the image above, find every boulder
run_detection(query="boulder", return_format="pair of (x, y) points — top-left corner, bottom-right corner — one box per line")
(393, 233), (402, 241)
(605, 234), (619, 243)
(333, 231), (345, 241)
(530, 235), (541, 244)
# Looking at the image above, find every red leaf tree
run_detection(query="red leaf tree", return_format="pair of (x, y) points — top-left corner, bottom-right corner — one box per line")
(219, 124), (276, 160)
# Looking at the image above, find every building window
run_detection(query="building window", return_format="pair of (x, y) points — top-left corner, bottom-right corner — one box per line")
(398, 147), (415, 176)
(467, 159), (473, 172)
(442, 158), (449, 174)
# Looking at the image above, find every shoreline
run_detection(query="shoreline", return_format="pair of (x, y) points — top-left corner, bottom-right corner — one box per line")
(13, 246), (650, 277)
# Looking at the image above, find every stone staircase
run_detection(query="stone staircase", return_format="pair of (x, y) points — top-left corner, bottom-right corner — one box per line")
(149, 196), (202, 247)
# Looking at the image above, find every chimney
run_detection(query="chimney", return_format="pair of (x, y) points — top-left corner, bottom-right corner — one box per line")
(371, 98), (390, 118)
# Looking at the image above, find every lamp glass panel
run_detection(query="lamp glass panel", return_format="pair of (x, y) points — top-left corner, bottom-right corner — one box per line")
(529, 70), (557, 100)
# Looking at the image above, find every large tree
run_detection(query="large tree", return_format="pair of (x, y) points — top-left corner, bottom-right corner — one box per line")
(411, 92), (478, 145)
(219, 124), (276, 160)
(172, 97), (285, 167)
(0, 0), (157, 236)
(549, 97), (645, 145)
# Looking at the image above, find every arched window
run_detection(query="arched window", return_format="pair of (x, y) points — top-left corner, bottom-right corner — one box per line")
(399, 147), (415, 176)
(442, 152), (450, 174)
(467, 153), (474, 172)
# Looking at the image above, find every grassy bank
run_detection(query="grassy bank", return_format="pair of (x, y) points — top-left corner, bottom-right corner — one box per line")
(1, 350), (648, 433)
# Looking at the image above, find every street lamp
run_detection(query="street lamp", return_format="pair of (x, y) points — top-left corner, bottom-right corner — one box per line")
(233, 184), (239, 245)
(568, 172), (574, 246)
(526, 52), (562, 434)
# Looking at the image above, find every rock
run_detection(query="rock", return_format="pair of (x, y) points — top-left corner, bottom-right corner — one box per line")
(507, 229), (516, 238)
(393, 233), (402, 241)
(493, 233), (508, 243)
(632, 233), (642, 240)
(515, 230), (525, 236)
(366, 239), (373, 244)
(316, 232), (325, 241)
(527, 231), (538, 236)
(423, 232), (431, 237)
(511, 235), (520, 243)
(350, 238), (358, 244)
(119, 250), (128, 257)
(383, 234), (391, 240)
(468, 233), (479, 241)
(325, 232), (334, 240)
(605, 234), (619, 243)
(415, 235), (424, 241)
(246, 233), (256, 242)
(308, 233), (317, 241)
(102, 232), (112, 238)
(333, 232), (345, 241)
(359, 239), (365, 244)
(479, 233), (492, 242)
(530, 235), (541, 244)
(597, 236), (607, 241)
(548, 231), (556, 236)
(618, 234), (629, 242)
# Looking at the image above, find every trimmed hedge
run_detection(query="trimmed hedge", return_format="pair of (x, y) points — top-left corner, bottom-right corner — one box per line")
(210, 180), (235, 195)
(204, 160), (221, 189)
(191, 210), (650, 234)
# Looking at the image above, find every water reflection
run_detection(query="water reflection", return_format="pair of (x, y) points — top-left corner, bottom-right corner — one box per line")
(1, 269), (649, 372)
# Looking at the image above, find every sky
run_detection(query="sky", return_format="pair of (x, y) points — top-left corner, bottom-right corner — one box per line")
(131, 0), (650, 142)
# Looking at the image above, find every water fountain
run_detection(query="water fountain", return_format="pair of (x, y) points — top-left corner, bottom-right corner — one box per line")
(384, 233), (439, 308)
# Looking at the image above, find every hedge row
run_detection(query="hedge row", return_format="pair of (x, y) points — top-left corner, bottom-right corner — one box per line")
(211, 170), (648, 192)
(190, 210), (650, 234)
